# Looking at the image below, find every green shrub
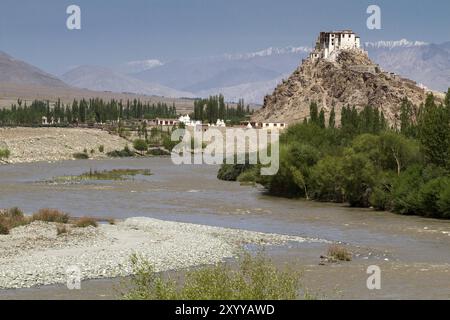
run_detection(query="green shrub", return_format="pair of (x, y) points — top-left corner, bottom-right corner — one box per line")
(73, 152), (89, 160)
(418, 178), (449, 217)
(217, 164), (254, 182)
(147, 148), (171, 156)
(341, 151), (377, 207)
(123, 253), (304, 300)
(98, 145), (105, 153)
(133, 139), (148, 155)
(310, 156), (345, 202)
(369, 172), (396, 211)
(0, 148), (11, 159)
(162, 135), (179, 151)
(32, 209), (70, 223)
(237, 167), (259, 183)
(437, 184), (450, 218)
(107, 145), (135, 158)
(390, 166), (423, 215)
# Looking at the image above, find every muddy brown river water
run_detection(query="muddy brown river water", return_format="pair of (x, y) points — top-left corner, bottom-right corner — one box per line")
(0, 157), (449, 299)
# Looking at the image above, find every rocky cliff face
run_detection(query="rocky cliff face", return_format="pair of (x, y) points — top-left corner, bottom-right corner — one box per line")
(252, 50), (439, 125)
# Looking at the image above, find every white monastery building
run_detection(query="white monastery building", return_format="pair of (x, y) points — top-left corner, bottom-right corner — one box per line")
(309, 30), (364, 62)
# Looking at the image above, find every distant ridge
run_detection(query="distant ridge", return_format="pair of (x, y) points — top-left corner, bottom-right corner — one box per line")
(0, 51), (67, 88)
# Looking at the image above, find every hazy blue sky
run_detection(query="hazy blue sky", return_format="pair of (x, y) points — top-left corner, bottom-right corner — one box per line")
(1, 0), (449, 74)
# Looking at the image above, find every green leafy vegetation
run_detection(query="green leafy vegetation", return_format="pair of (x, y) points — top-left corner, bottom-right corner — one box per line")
(122, 252), (308, 300)
(147, 148), (171, 156)
(219, 91), (450, 219)
(73, 152), (89, 160)
(0, 99), (177, 126)
(194, 95), (252, 125)
(0, 148), (11, 160)
(53, 168), (152, 182)
(133, 139), (149, 155)
(107, 145), (135, 158)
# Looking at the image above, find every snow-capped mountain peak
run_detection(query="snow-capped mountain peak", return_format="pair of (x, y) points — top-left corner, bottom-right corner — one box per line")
(223, 46), (312, 60)
(364, 39), (429, 49)
(119, 59), (164, 74)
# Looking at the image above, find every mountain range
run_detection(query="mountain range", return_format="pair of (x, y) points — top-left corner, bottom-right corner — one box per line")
(1, 39), (449, 105)
(61, 65), (194, 99)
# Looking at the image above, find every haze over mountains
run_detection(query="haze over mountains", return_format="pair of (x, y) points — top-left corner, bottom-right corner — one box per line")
(62, 40), (450, 104)
(1, 39), (449, 105)
(61, 65), (194, 99)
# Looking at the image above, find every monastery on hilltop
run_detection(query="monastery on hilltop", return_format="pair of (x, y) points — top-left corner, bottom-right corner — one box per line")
(309, 30), (366, 62)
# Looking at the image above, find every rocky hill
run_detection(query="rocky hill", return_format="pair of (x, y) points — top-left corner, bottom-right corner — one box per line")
(252, 50), (441, 125)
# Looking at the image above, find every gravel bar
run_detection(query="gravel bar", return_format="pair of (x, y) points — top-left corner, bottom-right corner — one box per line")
(0, 217), (325, 289)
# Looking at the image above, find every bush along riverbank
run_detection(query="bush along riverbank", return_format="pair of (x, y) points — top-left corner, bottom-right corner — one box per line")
(218, 92), (450, 219)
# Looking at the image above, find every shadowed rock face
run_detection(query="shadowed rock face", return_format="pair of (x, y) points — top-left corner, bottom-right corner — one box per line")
(252, 50), (440, 125)
(0, 51), (67, 88)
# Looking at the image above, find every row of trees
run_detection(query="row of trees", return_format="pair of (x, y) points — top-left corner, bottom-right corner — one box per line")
(0, 95), (254, 127)
(308, 102), (389, 136)
(219, 89), (450, 219)
(193, 95), (252, 124)
(0, 98), (178, 126)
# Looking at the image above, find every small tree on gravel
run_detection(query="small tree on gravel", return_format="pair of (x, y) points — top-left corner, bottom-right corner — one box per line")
(133, 139), (148, 156)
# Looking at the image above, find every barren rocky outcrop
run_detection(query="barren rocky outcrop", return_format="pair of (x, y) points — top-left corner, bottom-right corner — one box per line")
(253, 50), (443, 125)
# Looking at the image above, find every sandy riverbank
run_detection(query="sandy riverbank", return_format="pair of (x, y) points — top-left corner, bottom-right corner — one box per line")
(0, 217), (322, 289)
(0, 127), (129, 164)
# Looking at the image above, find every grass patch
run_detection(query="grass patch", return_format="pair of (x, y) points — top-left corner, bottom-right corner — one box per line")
(147, 148), (171, 156)
(73, 152), (89, 160)
(54, 169), (152, 182)
(74, 217), (98, 228)
(327, 245), (352, 262)
(0, 207), (29, 234)
(32, 208), (70, 223)
(0, 148), (11, 159)
(107, 146), (135, 158)
(122, 252), (307, 300)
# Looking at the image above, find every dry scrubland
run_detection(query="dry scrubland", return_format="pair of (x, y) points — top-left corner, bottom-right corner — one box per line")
(0, 127), (130, 163)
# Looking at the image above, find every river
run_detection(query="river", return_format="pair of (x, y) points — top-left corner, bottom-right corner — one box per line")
(0, 157), (449, 299)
